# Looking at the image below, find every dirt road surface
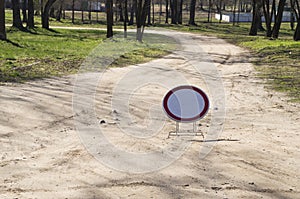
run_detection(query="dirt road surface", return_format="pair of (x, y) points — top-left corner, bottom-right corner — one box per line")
(1, 29), (299, 198)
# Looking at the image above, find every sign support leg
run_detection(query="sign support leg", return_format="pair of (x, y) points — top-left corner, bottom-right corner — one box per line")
(176, 122), (179, 135)
(193, 122), (197, 135)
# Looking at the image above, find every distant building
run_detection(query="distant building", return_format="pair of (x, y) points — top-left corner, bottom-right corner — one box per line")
(215, 11), (296, 23)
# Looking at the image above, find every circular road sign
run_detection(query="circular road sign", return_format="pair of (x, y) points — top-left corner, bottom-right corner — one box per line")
(162, 85), (209, 122)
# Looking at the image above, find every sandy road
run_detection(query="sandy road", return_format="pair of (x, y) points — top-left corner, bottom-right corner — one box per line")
(0, 29), (299, 198)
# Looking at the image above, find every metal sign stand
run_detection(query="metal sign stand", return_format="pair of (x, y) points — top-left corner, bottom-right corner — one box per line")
(175, 122), (179, 135)
(169, 121), (204, 139)
(193, 122), (196, 133)
(193, 122), (204, 139)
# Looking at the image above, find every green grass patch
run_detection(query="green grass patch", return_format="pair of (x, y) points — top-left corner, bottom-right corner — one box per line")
(111, 33), (178, 67)
(0, 28), (177, 82)
(0, 27), (105, 82)
(112, 47), (169, 68)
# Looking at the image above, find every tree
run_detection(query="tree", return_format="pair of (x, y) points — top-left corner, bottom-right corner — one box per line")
(27, 0), (35, 28)
(272, 0), (286, 38)
(152, 0), (154, 24)
(170, 0), (177, 24)
(147, 0), (151, 25)
(72, 0), (75, 23)
(189, 0), (196, 25)
(55, 0), (63, 21)
(42, 0), (57, 29)
(178, 0), (183, 24)
(106, 0), (114, 38)
(165, 0), (169, 23)
(293, 0), (300, 40)
(136, 0), (150, 41)
(262, 0), (286, 38)
(291, 0), (295, 30)
(199, 0), (204, 10)
(233, 0), (237, 25)
(159, 0), (162, 23)
(262, 0), (276, 37)
(22, 0), (27, 22)
(12, 0), (24, 29)
(88, 1), (92, 23)
(129, 0), (137, 25)
(123, 0), (128, 37)
(249, 0), (263, 35)
(207, 0), (211, 22)
(216, 0), (223, 23)
(0, 0), (6, 40)
(118, 0), (124, 22)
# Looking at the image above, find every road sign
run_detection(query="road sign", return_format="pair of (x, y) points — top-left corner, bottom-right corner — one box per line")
(162, 85), (209, 123)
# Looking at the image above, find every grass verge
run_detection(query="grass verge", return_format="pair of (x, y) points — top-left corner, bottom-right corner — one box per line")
(0, 28), (177, 82)
(157, 22), (300, 102)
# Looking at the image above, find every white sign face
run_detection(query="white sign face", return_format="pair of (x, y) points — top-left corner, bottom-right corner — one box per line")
(163, 85), (209, 122)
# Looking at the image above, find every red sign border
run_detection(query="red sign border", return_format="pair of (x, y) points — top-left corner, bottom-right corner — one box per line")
(162, 85), (209, 122)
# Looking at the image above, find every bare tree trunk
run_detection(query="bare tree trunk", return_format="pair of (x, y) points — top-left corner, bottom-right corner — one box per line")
(12, 0), (24, 29)
(72, 0), (75, 23)
(233, 0), (237, 25)
(0, 0), (6, 40)
(27, 0), (34, 28)
(119, 0), (124, 22)
(106, 0), (113, 38)
(88, 2), (92, 23)
(152, 0), (154, 24)
(147, 0), (151, 25)
(136, 0), (143, 40)
(215, 0), (222, 23)
(125, 0), (129, 21)
(129, 0), (136, 25)
(272, 0), (286, 38)
(81, 9), (84, 23)
(22, 0), (27, 22)
(136, 0), (150, 41)
(165, 0), (169, 23)
(96, 0), (99, 22)
(237, 0), (241, 24)
(42, 0), (56, 29)
(159, 0), (162, 23)
(293, 0), (300, 40)
(294, 19), (300, 40)
(249, 0), (260, 35)
(41, 0), (44, 17)
(129, 0), (134, 25)
(291, 0), (295, 30)
(56, 1), (63, 21)
(207, 0), (211, 22)
(262, 0), (275, 37)
(115, 0), (119, 22)
(199, 0), (204, 10)
(171, 0), (178, 24)
(189, 0), (196, 25)
(178, 0), (183, 24)
(124, 0), (128, 38)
